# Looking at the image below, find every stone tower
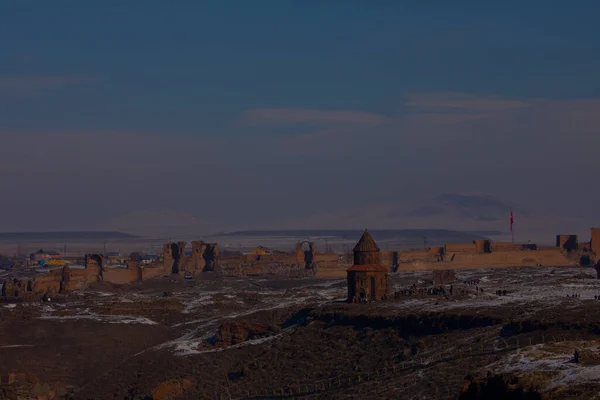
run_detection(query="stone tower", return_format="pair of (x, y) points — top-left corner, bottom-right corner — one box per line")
(347, 229), (389, 302)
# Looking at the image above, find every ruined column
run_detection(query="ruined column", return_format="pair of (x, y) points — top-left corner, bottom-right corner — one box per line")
(192, 241), (207, 272)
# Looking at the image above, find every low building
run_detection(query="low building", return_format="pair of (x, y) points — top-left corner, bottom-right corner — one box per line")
(251, 246), (273, 256)
(29, 249), (61, 262)
(140, 254), (159, 265)
(347, 230), (390, 302)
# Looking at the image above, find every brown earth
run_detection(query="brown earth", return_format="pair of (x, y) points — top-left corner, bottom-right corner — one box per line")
(1, 267), (600, 399)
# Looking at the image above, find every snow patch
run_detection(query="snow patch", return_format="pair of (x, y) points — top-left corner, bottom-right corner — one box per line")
(39, 312), (157, 325)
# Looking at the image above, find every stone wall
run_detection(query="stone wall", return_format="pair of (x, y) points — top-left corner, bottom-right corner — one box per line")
(142, 263), (167, 280)
(474, 240), (492, 253)
(32, 270), (63, 295)
(556, 234), (578, 251)
(395, 247), (574, 271)
(491, 242), (521, 252)
(103, 262), (141, 285)
(445, 243), (477, 253)
(591, 228), (600, 255)
(312, 253), (339, 268)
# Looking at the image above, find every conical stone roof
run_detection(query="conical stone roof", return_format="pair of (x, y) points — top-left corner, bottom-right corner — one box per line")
(353, 229), (380, 252)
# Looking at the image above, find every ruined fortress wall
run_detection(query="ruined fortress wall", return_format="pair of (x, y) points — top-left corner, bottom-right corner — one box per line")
(239, 264), (313, 277)
(474, 240), (492, 253)
(395, 248), (573, 271)
(376, 249), (446, 268)
(4, 263), (102, 297)
(67, 269), (94, 290)
(240, 253), (298, 265)
(103, 265), (141, 285)
(556, 235), (578, 250)
(491, 242), (521, 252)
(141, 265), (165, 280)
(70, 266), (100, 285)
(380, 252), (397, 267)
(220, 255), (242, 263)
(318, 247), (575, 277)
(1, 279), (31, 297)
(218, 263), (242, 276)
(444, 244), (477, 253)
(191, 241), (207, 272)
(313, 253), (338, 266)
(32, 270), (63, 295)
(591, 228), (600, 255)
(390, 250), (439, 264)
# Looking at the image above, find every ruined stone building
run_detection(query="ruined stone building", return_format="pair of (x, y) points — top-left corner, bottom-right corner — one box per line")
(591, 228), (600, 256)
(347, 230), (390, 302)
(163, 241), (220, 275)
(556, 235), (578, 251)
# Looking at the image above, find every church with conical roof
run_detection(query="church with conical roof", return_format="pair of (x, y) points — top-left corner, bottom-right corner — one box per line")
(347, 230), (390, 302)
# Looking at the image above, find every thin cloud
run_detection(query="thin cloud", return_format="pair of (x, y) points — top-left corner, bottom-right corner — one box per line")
(406, 113), (491, 124)
(0, 75), (94, 95)
(406, 92), (530, 111)
(240, 108), (391, 126)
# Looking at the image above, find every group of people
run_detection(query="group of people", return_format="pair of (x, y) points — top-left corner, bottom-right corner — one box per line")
(393, 283), (489, 298)
(496, 290), (508, 296)
(393, 286), (449, 297)
(351, 292), (389, 303)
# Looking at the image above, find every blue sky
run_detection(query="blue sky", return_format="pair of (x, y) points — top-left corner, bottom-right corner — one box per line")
(1, 2), (600, 233)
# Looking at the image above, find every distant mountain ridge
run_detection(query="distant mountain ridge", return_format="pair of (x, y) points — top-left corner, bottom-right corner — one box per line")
(0, 231), (138, 241)
(98, 210), (218, 237)
(216, 229), (490, 242)
(411, 193), (525, 222)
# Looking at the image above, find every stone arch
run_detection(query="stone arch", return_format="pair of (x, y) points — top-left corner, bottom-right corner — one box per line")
(89, 254), (103, 267)
(170, 243), (181, 274)
(298, 241), (314, 269)
(299, 240), (312, 251)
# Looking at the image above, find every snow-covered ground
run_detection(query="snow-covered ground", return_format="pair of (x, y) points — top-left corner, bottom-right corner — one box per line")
(493, 341), (600, 390)
(160, 279), (345, 356)
(387, 266), (600, 313)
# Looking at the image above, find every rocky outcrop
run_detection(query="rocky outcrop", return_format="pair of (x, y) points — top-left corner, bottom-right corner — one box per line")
(152, 378), (196, 400)
(459, 374), (542, 399)
(0, 372), (68, 400)
(214, 321), (273, 346)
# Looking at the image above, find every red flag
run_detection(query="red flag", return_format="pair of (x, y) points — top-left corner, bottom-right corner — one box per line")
(510, 211), (514, 232)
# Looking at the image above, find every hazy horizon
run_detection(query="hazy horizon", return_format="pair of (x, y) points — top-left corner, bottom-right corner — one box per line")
(2, 3), (599, 236)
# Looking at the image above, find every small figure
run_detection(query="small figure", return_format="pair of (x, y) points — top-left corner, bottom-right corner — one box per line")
(574, 350), (580, 364)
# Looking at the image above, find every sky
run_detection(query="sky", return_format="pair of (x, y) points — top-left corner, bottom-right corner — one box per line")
(1, 1), (600, 233)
